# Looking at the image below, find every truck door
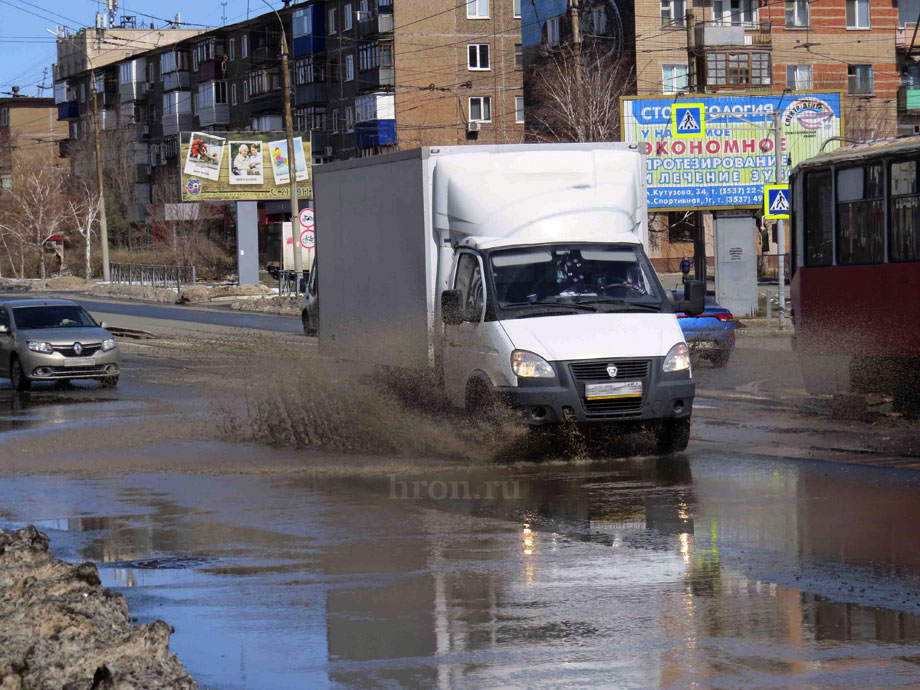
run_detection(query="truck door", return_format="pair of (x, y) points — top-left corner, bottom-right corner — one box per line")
(443, 251), (488, 407)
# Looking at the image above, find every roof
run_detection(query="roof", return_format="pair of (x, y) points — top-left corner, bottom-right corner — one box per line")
(0, 97), (55, 108)
(0, 299), (79, 308)
(793, 136), (920, 174)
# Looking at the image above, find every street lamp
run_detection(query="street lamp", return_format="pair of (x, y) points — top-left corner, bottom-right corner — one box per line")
(47, 29), (111, 282)
(256, 0), (304, 292)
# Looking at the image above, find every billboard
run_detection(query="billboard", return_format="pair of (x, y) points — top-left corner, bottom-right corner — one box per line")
(621, 92), (843, 211)
(179, 131), (312, 202)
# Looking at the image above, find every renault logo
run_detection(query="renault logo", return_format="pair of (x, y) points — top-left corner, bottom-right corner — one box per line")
(606, 364), (618, 378)
(73, 342), (83, 355)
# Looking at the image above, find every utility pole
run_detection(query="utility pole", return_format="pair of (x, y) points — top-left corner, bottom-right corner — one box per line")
(772, 109), (786, 329)
(88, 66), (110, 281)
(569, 0), (583, 83)
(279, 22), (303, 291)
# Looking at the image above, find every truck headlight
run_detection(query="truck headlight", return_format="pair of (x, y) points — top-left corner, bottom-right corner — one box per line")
(102, 338), (117, 351)
(663, 343), (691, 373)
(511, 350), (555, 378)
(27, 341), (53, 354)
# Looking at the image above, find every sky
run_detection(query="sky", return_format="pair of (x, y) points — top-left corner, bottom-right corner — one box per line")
(0, 0), (270, 95)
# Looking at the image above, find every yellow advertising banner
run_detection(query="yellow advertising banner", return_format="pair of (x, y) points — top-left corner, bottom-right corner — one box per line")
(179, 131), (313, 202)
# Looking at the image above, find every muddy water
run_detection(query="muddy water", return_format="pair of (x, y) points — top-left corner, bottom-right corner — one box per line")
(4, 448), (920, 688)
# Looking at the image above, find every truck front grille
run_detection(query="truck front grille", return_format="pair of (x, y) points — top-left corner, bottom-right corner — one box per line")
(570, 359), (650, 381)
(583, 397), (644, 415)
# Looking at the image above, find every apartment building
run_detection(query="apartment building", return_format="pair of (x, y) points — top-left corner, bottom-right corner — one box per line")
(635, 0), (898, 138)
(0, 93), (69, 194)
(54, 0), (525, 228)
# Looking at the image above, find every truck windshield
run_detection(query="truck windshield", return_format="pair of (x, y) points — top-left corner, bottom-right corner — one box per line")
(489, 245), (662, 311)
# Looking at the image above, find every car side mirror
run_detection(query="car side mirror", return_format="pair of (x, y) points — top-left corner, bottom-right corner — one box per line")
(441, 289), (463, 326)
(0, 324), (8, 335)
(678, 280), (705, 317)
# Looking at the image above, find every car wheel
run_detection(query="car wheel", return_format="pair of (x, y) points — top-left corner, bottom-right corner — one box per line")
(655, 417), (691, 455)
(100, 375), (119, 389)
(10, 356), (30, 392)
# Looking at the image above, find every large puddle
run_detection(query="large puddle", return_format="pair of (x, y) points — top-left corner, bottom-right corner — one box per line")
(4, 448), (920, 688)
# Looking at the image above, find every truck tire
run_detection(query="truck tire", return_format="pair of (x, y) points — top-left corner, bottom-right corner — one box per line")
(655, 417), (691, 455)
(466, 378), (499, 424)
(302, 312), (316, 337)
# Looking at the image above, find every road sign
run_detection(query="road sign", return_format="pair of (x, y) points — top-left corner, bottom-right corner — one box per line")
(764, 185), (791, 219)
(300, 229), (315, 249)
(299, 207), (314, 229)
(671, 103), (705, 138)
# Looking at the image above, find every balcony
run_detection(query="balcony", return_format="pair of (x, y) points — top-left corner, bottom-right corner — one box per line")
(250, 44), (281, 63)
(898, 85), (920, 111)
(293, 35), (326, 55)
(198, 103), (230, 127)
(162, 112), (194, 137)
(163, 71), (191, 92)
(692, 23), (772, 49)
(119, 81), (148, 102)
(295, 83), (327, 106)
(249, 91), (284, 112)
(357, 13), (394, 39)
(355, 119), (396, 148)
(357, 67), (395, 92)
(57, 101), (79, 120)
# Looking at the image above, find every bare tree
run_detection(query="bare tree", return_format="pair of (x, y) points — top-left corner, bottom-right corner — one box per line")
(527, 44), (635, 143)
(64, 178), (100, 279)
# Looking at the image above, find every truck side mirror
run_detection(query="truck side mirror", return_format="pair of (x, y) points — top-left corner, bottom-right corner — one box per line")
(441, 289), (463, 326)
(679, 280), (705, 317)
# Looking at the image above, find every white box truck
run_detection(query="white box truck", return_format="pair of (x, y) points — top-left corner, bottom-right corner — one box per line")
(313, 144), (704, 453)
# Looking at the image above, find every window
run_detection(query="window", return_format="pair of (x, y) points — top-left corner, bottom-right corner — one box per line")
(514, 43), (523, 69)
(344, 3), (353, 30)
(786, 64), (812, 90)
(468, 44), (490, 70)
(453, 253), (484, 319)
(713, 0), (756, 26)
(890, 160), (920, 261)
(243, 81), (250, 102)
(231, 83), (238, 106)
(197, 81), (227, 108)
(293, 7), (313, 37)
(846, 0), (870, 28)
(848, 64), (873, 94)
(162, 91), (192, 116)
(332, 108), (340, 133)
(586, 7), (607, 34)
(837, 165), (884, 265)
(467, 0), (489, 19)
(345, 54), (355, 81)
(804, 171), (833, 266)
(241, 34), (249, 57)
(249, 68), (281, 96)
(513, 0), (521, 18)
(515, 96), (524, 123)
(662, 64), (688, 93)
(195, 40), (222, 64)
(296, 57), (326, 84)
(661, 0), (686, 27)
(546, 16), (561, 46)
(785, 0), (809, 26)
(706, 52), (770, 86)
(346, 106), (355, 132)
(229, 38), (237, 60)
(381, 43), (393, 67)
(359, 43), (380, 71)
(328, 7), (336, 33)
(469, 96), (491, 122)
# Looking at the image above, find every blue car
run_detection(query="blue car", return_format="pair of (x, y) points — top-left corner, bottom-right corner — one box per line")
(673, 291), (735, 367)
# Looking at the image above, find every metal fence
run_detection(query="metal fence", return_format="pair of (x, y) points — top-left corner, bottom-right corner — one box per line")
(110, 263), (196, 289)
(278, 270), (307, 297)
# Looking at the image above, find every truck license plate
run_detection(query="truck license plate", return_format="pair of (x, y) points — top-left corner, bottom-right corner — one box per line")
(62, 357), (95, 367)
(585, 381), (643, 400)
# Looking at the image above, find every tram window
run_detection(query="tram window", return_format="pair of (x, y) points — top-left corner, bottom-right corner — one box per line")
(804, 170), (833, 266)
(889, 159), (920, 262)
(837, 164), (884, 265)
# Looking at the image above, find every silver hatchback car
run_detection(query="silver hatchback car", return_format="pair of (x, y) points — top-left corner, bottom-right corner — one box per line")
(0, 299), (120, 390)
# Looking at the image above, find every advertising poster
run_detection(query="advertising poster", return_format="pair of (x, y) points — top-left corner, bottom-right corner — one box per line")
(183, 132), (226, 181)
(620, 92), (844, 211)
(269, 137), (310, 185)
(179, 131), (312, 202)
(229, 141), (264, 185)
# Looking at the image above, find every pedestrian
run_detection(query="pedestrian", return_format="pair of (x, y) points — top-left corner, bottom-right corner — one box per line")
(679, 254), (692, 283)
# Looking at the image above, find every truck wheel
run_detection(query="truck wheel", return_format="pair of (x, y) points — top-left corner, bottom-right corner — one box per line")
(655, 417), (691, 455)
(302, 312), (316, 337)
(466, 378), (500, 423)
(10, 356), (30, 392)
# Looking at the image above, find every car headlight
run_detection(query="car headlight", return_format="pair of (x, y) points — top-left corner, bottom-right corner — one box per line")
(102, 338), (117, 351)
(511, 350), (555, 378)
(27, 341), (54, 354)
(663, 342), (691, 373)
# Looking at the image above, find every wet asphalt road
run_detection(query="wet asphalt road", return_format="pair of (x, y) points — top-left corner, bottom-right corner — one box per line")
(5, 454), (920, 689)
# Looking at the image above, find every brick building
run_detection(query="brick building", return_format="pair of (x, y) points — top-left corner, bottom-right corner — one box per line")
(0, 93), (69, 194)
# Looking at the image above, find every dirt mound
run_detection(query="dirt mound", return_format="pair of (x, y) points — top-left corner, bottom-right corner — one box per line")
(0, 525), (197, 690)
(180, 284), (274, 303)
(88, 283), (179, 304)
(230, 295), (300, 315)
(46, 276), (95, 291)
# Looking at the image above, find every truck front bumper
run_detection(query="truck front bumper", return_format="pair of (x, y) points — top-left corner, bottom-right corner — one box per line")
(496, 356), (694, 425)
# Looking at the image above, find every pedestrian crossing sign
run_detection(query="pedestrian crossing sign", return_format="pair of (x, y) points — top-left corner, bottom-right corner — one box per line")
(764, 185), (791, 219)
(671, 103), (705, 138)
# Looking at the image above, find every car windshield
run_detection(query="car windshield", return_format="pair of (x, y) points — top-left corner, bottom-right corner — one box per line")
(13, 305), (97, 330)
(490, 244), (662, 310)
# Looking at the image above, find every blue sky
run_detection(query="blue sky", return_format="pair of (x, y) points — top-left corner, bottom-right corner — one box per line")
(0, 0), (265, 95)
